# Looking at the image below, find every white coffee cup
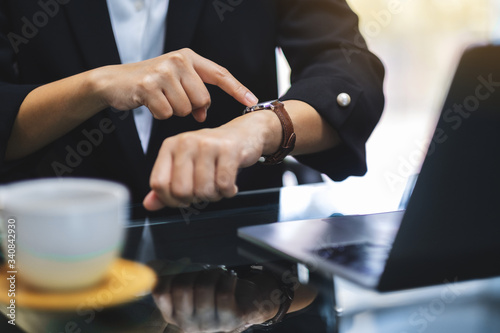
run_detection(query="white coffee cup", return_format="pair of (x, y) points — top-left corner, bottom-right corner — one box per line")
(0, 178), (129, 291)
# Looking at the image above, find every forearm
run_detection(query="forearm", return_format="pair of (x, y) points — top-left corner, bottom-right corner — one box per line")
(5, 69), (106, 161)
(260, 100), (340, 158)
(285, 100), (339, 155)
(5, 49), (257, 162)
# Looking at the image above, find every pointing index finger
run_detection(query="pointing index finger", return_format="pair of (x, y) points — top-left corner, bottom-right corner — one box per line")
(192, 56), (259, 107)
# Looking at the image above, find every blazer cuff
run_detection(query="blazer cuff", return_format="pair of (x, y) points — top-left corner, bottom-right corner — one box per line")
(280, 76), (382, 180)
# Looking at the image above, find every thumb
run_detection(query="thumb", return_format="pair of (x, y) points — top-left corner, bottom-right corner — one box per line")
(143, 191), (166, 211)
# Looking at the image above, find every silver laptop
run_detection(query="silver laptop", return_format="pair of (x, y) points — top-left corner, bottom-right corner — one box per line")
(238, 44), (500, 292)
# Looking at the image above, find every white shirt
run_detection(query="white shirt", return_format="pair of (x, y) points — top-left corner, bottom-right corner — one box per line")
(107, 0), (170, 153)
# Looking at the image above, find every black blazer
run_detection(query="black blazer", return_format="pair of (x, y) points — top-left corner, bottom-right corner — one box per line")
(0, 0), (384, 213)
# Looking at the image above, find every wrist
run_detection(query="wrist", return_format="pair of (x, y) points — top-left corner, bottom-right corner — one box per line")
(242, 100), (297, 159)
(257, 109), (283, 156)
(86, 66), (115, 111)
(231, 109), (282, 156)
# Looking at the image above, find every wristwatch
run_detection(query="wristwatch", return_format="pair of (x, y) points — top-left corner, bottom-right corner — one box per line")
(231, 264), (296, 328)
(243, 100), (296, 165)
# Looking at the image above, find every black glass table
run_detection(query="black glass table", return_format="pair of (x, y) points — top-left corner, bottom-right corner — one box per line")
(1, 185), (500, 333)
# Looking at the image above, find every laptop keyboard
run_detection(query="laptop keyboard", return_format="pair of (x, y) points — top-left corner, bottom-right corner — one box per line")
(314, 242), (392, 275)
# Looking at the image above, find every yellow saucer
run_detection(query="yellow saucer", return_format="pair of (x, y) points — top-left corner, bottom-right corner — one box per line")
(0, 259), (157, 311)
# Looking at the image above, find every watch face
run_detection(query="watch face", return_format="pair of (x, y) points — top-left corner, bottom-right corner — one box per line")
(257, 100), (278, 108)
(243, 99), (280, 114)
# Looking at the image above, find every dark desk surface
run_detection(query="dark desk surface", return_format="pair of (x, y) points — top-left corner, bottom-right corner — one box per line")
(1, 185), (500, 333)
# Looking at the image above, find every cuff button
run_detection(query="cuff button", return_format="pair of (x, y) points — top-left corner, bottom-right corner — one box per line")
(337, 93), (351, 107)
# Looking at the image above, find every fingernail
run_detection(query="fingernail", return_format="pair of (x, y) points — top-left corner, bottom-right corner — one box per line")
(245, 92), (258, 105)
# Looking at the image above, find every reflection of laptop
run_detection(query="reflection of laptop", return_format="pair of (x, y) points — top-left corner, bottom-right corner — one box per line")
(239, 45), (500, 292)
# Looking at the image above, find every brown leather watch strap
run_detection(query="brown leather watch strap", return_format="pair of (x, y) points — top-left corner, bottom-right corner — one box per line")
(244, 100), (296, 165)
(263, 101), (296, 164)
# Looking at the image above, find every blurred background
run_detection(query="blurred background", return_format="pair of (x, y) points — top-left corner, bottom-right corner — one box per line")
(278, 0), (498, 215)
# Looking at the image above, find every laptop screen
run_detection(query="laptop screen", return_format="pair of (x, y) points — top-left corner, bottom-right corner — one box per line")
(379, 44), (500, 291)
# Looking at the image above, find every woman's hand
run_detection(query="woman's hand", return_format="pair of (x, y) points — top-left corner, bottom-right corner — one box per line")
(7, 48), (259, 161)
(94, 48), (258, 122)
(143, 110), (282, 209)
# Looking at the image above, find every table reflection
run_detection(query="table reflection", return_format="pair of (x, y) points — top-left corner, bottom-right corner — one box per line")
(0, 259), (319, 333)
(150, 261), (317, 333)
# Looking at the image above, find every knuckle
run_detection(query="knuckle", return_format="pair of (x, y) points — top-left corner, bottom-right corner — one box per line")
(216, 171), (233, 191)
(146, 101), (173, 120)
(155, 63), (173, 76)
(150, 177), (164, 194)
(198, 136), (218, 151)
(194, 184), (215, 200)
(131, 94), (143, 108)
(179, 47), (194, 56)
(239, 147), (253, 162)
(198, 93), (211, 108)
(234, 84), (245, 95)
(220, 140), (236, 154)
(175, 104), (192, 117)
(191, 92), (211, 110)
(155, 109), (173, 120)
(137, 75), (157, 93)
(193, 189), (207, 201)
(168, 52), (188, 67)
(160, 137), (173, 150)
(214, 66), (230, 81)
(176, 134), (194, 151)
(170, 184), (192, 202)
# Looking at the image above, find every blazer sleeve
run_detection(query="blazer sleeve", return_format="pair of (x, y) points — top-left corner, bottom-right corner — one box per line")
(0, 4), (39, 170)
(276, 0), (385, 181)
